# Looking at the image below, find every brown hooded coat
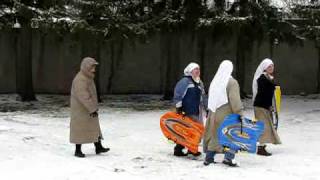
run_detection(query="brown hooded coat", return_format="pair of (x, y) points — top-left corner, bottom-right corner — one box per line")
(69, 57), (102, 144)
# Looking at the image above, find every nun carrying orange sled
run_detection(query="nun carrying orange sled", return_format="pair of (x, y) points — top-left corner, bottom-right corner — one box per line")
(171, 62), (207, 157)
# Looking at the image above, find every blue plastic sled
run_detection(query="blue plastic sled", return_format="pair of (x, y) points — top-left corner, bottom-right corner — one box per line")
(218, 114), (264, 153)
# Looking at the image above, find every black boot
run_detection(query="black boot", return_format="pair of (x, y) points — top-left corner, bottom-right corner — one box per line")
(75, 144), (85, 158)
(257, 145), (272, 156)
(94, 140), (110, 154)
(222, 159), (238, 167)
(203, 151), (216, 166)
(187, 150), (202, 157)
(222, 151), (238, 167)
(174, 144), (187, 157)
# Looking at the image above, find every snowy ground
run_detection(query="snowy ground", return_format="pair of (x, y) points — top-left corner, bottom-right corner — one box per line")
(0, 94), (319, 180)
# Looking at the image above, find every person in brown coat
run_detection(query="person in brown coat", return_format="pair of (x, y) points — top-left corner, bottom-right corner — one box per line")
(70, 57), (109, 158)
(203, 60), (243, 167)
(252, 58), (281, 156)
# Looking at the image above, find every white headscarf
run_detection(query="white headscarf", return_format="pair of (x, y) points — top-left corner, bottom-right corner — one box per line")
(184, 62), (200, 82)
(208, 60), (233, 113)
(252, 58), (274, 101)
(184, 62), (200, 76)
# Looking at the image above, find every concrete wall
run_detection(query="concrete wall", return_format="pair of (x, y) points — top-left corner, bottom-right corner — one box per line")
(0, 29), (318, 95)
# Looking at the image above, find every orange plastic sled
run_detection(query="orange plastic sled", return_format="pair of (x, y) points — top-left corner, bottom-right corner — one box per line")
(160, 111), (204, 154)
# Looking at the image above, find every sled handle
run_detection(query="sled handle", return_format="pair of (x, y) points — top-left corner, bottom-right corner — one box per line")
(239, 116), (243, 134)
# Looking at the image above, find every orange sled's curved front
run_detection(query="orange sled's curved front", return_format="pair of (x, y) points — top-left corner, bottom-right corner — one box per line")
(160, 111), (204, 154)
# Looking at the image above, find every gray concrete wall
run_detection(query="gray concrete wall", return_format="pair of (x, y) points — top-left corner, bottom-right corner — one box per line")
(274, 41), (318, 94)
(0, 29), (318, 95)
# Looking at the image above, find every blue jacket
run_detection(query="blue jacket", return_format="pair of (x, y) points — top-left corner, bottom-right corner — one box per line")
(173, 76), (207, 116)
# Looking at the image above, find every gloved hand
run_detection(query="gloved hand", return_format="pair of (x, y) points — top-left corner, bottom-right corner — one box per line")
(251, 117), (257, 124)
(239, 115), (245, 122)
(90, 111), (98, 118)
(205, 109), (209, 118)
(269, 106), (275, 112)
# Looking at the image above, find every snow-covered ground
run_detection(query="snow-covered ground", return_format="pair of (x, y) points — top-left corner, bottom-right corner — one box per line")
(0, 94), (319, 180)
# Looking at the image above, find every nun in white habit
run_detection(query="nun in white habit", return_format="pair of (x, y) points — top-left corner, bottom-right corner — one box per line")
(172, 62), (207, 157)
(203, 60), (243, 167)
(252, 58), (281, 156)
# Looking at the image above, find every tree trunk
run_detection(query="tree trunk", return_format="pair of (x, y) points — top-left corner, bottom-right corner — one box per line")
(214, 0), (226, 12)
(197, 29), (206, 82)
(235, 26), (248, 99)
(162, 32), (174, 100)
(95, 37), (102, 102)
(107, 38), (123, 94)
(107, 42), (115, 93)
(317, 47), (320, 93)
(161, 32), (180, 100)
(239, 0), (249, 17)
(15, 28), (37, 101)
(36, 33), (45, 88)
(81, 32), (102, 101)
(269, 38), (274, 59)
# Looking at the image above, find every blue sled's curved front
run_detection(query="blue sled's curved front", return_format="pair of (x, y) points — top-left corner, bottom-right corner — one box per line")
(218, 114), (264, 153)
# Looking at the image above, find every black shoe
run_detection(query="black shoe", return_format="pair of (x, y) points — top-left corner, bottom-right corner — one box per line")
(75, 151), (85, 158)
(257, 145), (272, 156)
(222, 159), (238, 167)
(75, 144), (85, 158)
(203, 158), (216, 166)
(94, 141), (110, 154)
(188, 150), (202, 157)
(204, 151), (216, 166)
(174, 150), (188, 156)
(174, 144), (187, 157)
(96, 147), (110, 154)
(95, 146), (110, 154)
